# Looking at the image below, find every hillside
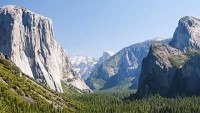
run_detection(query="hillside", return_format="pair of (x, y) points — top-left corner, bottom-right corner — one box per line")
(0, 53), (80, 113)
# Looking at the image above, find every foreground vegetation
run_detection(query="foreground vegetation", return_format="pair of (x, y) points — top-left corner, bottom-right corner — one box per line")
(0, 56), (80, 113)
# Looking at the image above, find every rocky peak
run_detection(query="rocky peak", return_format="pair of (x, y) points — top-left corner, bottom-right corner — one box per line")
(170, 16), (200, 51)
(97, 51), (114, 65)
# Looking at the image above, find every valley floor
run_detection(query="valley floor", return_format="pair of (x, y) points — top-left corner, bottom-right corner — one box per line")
(65, 90), (200, 113)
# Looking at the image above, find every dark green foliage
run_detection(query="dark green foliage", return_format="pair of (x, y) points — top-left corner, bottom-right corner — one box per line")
(169, 49), (200, 68)
(63, 81), (200, 113)
(70, 91), (134, 113)
(68, 91), (200, 113)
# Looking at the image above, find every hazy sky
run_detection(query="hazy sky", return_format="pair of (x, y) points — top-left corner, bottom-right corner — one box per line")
(0, 0), (200, 57)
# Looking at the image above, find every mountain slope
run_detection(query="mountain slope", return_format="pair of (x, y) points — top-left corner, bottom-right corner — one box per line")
(86, 39), (171, 90)
(0, 5), (89, 93)
(0, 53), (80, 113)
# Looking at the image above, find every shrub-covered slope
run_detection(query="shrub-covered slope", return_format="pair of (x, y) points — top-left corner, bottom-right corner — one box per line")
(0, 53), (80, 113)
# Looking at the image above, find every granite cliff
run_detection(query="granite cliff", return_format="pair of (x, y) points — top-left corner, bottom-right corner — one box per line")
(0, 5), (90, 93)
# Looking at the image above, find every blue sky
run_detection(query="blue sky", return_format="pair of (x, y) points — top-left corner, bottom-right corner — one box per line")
(0, 0), (200, 57)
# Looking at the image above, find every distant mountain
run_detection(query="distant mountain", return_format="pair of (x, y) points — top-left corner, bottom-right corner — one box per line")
(71, 56), (98, 80)
(71, 51), (114, 81)
(136, 16), (200, 98)
(0, 5), (90, 93)
(96, 51), (115, 66)
(86, 38), (171, 90)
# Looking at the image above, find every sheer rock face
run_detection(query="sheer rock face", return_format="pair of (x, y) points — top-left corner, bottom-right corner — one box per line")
(181, 55), (200, 94)
(0, 5), (90, 93)
(170, 16), (200, 51)
(137, 43), (186, 97)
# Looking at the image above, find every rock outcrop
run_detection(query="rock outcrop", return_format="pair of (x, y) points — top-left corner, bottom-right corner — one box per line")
(96, 51), (114, 66)
(0, 5), (90, 93)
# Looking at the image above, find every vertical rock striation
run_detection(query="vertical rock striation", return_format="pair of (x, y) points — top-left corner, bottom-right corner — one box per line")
(0, 5), (90, 93)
